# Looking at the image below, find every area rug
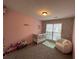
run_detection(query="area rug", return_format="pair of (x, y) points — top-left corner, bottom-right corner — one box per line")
(42, 41), (55, 48)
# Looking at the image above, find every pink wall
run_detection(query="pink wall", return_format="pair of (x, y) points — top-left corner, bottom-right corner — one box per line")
(4, 10), (42, 48)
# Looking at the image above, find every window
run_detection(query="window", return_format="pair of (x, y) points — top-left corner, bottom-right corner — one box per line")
(53, 24), (62, 41)
(46, 24), (53, 39)
(46, 23), (62, 41)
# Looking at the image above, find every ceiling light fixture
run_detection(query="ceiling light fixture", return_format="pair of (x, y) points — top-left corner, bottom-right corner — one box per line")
(42, 12), (48, 16)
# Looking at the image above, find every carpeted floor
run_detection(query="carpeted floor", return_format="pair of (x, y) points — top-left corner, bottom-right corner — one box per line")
(4, 43), (72, 59)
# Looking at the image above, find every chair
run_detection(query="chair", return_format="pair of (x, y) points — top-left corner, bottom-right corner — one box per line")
(55, 39), (72, 54)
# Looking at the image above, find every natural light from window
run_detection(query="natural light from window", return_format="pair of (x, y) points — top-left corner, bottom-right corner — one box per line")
(46, 23), (62, 41)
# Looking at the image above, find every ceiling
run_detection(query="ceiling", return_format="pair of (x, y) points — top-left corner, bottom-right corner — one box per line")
(3, 0), (75, 20)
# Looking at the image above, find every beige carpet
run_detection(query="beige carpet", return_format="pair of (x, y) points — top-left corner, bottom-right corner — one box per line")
(4, 44), (72, 59)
